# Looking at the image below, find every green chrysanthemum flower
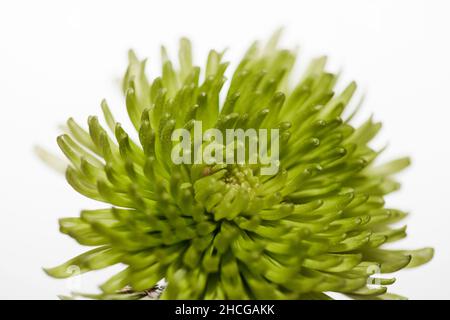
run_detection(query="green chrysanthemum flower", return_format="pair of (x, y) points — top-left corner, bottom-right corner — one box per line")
(44, 33), (433, 300)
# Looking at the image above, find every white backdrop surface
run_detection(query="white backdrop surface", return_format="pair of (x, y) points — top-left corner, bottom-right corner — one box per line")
(0, 0), (449, 299)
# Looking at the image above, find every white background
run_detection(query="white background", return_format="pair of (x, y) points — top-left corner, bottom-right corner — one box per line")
(0, 0), (449, 299)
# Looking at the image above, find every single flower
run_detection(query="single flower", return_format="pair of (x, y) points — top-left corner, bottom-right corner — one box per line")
(43, 32), (433, 300)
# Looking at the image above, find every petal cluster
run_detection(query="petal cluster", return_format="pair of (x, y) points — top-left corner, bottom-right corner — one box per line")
(45, 34), (433, 300)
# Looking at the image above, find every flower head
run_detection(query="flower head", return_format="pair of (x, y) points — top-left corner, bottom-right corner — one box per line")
(44, 33), (433, 300)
